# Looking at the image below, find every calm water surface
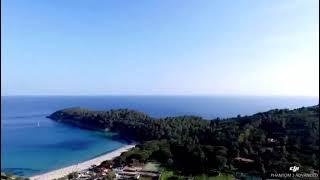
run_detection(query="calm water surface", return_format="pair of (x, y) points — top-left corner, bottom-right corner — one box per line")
(1, 96), (318, 176)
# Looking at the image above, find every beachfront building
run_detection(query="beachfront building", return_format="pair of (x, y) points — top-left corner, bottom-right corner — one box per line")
(113, 162), (160, 180)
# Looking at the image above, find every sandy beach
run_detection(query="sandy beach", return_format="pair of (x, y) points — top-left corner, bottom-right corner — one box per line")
(29, 144), (135, 180)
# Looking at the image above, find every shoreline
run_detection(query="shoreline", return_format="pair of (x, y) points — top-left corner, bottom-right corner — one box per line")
(29, 144), (135, 180)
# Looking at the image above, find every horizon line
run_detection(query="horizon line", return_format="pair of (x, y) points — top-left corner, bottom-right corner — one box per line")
(1, 94), (319, 98)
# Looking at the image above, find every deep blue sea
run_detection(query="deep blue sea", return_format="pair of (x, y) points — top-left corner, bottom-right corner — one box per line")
(1, 96), (318, 176)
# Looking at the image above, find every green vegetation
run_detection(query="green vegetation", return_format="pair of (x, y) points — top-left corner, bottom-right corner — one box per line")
(103, 171), (116, 180)
(49, 105), (319, 178)
(139, 177), (154, 180)
(193, 174), (234, 180)
(143, 162), (161, 172)
(159, 170), (234, 180)
(159, 170), (175, 180)
(67, 172), (78, 179)
(0, 172), (29, 180)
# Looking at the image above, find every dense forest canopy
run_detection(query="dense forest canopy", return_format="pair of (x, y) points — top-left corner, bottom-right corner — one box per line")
(48, 105), (319, 177)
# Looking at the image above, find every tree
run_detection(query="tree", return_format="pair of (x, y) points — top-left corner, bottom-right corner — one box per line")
(103, 171), (116, 180)
(216, 155), (227, 171)
(67, 172), (78, 180)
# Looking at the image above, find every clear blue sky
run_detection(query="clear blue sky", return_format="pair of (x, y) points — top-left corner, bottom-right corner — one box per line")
(1, 0), (319, 96)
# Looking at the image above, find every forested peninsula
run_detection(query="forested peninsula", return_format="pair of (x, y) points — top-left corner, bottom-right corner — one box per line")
(48, 105), (319, 178)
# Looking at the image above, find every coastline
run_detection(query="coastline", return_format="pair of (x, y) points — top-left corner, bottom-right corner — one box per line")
(29, 144), (135, 180)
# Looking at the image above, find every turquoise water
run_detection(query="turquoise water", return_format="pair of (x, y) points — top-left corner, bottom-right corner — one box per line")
(1, 96), (318, 176)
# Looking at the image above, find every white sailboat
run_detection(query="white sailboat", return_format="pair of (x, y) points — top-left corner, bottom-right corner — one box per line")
(37, 121), (40, 127)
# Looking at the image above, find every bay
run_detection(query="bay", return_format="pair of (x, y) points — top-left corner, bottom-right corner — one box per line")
(1, 95), (318, 176)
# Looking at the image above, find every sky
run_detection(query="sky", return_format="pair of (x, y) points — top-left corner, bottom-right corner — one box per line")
(1, 0), (319, 96)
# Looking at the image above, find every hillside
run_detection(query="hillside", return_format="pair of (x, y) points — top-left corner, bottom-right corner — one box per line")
(48, 105), (319, 177)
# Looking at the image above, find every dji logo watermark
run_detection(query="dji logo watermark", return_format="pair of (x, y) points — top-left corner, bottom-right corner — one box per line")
(270, 166), (318, 178)
(289, 166), (299, 172)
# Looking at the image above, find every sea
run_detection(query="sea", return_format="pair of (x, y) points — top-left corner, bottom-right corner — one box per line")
(1, 95), (318, 177)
